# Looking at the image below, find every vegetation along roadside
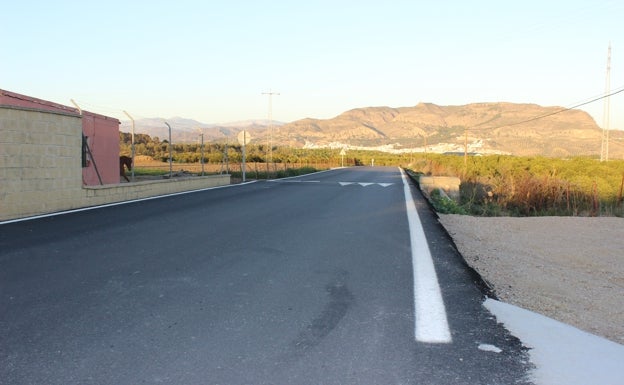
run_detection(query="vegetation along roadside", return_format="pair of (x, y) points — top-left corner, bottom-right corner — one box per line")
(121, 133), (624, 217)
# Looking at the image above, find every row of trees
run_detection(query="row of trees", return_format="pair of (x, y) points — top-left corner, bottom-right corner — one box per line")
(119, 133), (346, 165)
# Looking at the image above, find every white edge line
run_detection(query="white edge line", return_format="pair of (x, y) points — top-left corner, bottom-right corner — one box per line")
(270, 180), (321, 184)
(0, 180), (258, 225)
(267, 168), (336, 182)
(399, 167), (452, 344)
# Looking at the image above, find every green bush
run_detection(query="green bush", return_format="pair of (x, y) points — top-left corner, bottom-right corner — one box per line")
(429, 189), (468, 215)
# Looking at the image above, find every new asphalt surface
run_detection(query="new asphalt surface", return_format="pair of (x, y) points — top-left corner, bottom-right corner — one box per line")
(0, 167), (533, 384)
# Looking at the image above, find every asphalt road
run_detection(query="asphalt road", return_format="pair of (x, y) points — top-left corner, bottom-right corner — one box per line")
(0, 167), (533, 384)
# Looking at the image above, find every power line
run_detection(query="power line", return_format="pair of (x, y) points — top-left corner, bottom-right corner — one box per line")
(469, 86), (624, 132)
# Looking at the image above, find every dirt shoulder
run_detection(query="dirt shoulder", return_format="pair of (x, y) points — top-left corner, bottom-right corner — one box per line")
(437, 214), (624, 344)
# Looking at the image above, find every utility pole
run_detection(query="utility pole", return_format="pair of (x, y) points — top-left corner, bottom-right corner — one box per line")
(262, 90), (279, 171)
(123, 110), (135, 181)
(601, 43), (612, 162)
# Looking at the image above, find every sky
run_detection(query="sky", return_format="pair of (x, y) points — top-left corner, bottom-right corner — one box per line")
(2, 0), (623, 129)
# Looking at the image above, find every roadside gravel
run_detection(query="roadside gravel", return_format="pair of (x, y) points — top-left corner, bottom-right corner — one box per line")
(437, 214), (624, 344)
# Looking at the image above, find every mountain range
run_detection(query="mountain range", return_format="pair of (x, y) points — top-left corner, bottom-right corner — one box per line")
(119, 117), (282, 144)
(120, 102), (624, 158)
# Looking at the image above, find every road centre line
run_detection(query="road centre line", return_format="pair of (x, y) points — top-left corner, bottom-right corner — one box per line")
(400, 168), (452, 344)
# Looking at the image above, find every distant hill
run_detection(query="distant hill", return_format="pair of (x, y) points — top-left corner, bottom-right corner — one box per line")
(274, 102), (623, 158)
(120, 103), (624, 158)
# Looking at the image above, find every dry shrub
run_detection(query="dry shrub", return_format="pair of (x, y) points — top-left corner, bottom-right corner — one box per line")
(474, 172), (596, 216)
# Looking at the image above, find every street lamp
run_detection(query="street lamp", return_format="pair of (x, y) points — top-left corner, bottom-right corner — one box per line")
(198, 128), (205, 176)
(164, 121), (172, 178)
(262, 90), (279, 173)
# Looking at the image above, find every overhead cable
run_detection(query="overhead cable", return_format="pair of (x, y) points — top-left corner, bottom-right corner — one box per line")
(470, 86), (624, 131)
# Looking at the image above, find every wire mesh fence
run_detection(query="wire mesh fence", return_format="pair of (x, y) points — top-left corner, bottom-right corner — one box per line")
(131, 157), (335, 179)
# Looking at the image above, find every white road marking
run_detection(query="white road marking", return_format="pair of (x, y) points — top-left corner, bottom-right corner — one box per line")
(478, 344), (502, 353)
(272, 180), (321, 183)
(400, 168), (452, 344)
(338, 182), (394, 187)
(261, 179), (395, 187)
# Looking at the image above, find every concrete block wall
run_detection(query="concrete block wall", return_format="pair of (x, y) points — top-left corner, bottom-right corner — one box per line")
(418, 176), (461, 201)
(1, 107), (85, 220)
(82, 175), (231, 207)
(1, 106), (231, 222)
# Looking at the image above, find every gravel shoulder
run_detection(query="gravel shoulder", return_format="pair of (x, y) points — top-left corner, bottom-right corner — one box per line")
(437, 214), (624, 344)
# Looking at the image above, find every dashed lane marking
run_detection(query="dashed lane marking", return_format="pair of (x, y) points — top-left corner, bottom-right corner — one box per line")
(271, 180), (395, 187)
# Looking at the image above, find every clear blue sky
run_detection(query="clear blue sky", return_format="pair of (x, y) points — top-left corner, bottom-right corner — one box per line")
(3, 0), (623, 129)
